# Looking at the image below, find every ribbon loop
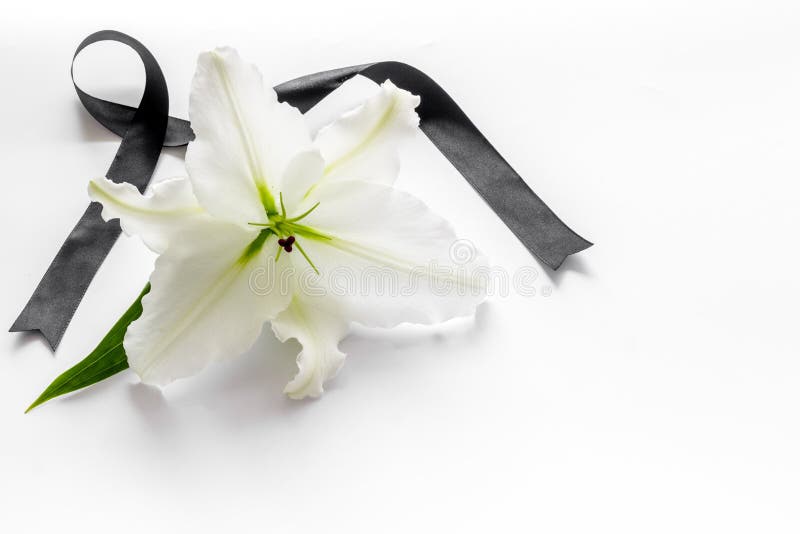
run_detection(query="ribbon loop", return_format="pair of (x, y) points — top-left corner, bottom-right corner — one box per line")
(11, 30), (177, 349)
(12, 31), (591, 350)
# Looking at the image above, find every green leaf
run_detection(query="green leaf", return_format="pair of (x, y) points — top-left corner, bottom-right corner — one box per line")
(26, 284), (151, 413)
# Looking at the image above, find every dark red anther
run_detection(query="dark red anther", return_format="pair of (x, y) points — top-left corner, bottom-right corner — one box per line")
(279, 235), (296, 252)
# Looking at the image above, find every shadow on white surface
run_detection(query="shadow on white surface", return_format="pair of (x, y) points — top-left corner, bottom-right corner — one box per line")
(116, 302), (491, 429)
(11, 331), (53, 354)
(58, 370), (131, 409)
(545, 254), (593, 287)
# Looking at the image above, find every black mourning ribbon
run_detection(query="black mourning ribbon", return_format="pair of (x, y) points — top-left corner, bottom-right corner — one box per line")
(11, 30), (592, 350)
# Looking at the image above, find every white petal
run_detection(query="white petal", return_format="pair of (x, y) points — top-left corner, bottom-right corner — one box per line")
(277, 150), (325, 214)
(186, 47), (311, 225)
(125, 220), (292, 386)
(309, 80), (420, 195)
(88, 176), (204, 254)
(290, 179), (488, 329)
(271, 296), (348, 399)
(272, 180), (487, 397)
(301, 75), (381, 137)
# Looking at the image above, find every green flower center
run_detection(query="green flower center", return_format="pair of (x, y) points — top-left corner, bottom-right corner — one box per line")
(247, 193), (330, 274)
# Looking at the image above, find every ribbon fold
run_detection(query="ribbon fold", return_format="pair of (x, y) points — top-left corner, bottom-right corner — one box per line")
(11, 30), (592, 350)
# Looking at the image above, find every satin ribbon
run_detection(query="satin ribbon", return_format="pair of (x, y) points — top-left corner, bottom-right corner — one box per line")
(11, 30), (592, 350)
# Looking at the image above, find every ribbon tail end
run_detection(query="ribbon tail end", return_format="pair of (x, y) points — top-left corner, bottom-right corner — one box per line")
(546, 236), (593, 271)
(9, 314), (62, 352)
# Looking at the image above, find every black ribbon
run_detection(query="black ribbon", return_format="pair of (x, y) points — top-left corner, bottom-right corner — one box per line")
(12, 30), (592, 350)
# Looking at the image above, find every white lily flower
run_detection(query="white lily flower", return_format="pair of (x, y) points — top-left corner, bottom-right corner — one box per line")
(89, 48), (487, 399)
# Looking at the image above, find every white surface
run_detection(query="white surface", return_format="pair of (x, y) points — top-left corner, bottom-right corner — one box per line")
(2, 1), (800, 532)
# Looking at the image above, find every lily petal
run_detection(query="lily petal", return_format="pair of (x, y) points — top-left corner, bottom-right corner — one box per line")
(271, 296), (347, 399)
(277, 150), (325, 215)
(88, 176), (205, 254)
(125, 220), (292, 386)
(187, 47), (311, 225)
(302, 180), (487, 326)
(301, 75), (382, 137)
(309, 81), (420, 194)
(274, 180), (486, 395)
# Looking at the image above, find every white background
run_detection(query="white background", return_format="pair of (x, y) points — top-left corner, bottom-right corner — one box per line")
(2, 1), (800, 532)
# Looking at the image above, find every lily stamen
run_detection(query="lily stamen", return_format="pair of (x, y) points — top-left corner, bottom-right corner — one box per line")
(284, 202), (320, 223)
